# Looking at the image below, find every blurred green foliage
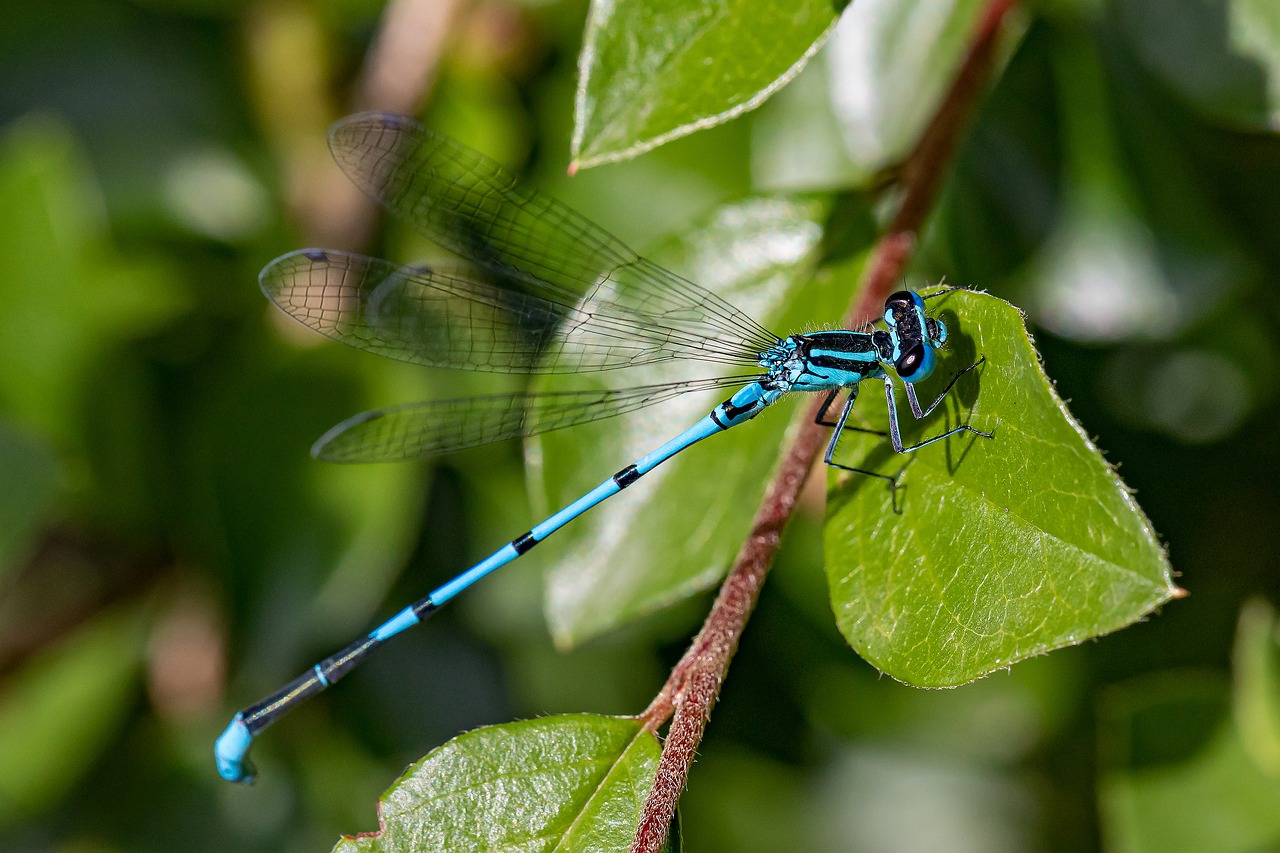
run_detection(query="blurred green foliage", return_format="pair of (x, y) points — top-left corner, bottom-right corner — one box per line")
(0, 0), (1279, 850)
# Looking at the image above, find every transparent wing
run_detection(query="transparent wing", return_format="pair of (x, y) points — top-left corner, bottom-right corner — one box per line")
(325, 112), (781, 364)
(261, 249), (761, 373)
(313, 376), (755, 463)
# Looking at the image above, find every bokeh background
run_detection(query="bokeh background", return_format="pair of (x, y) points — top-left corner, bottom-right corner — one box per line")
(2, 0), (1279, 850)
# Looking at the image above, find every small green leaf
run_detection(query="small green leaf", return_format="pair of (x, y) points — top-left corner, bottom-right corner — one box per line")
(572, 0), (839, 169)
(333, 715), (663, 853)
(533, 197), (851, 648)
(1116, 0), (1280, 133)
(824, 290), (1179, 686)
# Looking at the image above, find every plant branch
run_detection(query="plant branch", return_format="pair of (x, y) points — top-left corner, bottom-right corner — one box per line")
(630, 2), (1017, 850)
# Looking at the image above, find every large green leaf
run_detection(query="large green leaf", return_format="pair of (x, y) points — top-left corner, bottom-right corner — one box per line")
(1115, 0), (1280, 133)
(824, 290), (1179, 686)
(532, 197), (852, 648)
(571, 0), (839, 169)
(333, 715), (665, 853)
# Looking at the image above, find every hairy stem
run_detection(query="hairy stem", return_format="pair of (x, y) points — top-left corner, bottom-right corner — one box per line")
(631, 1), (1017, 849)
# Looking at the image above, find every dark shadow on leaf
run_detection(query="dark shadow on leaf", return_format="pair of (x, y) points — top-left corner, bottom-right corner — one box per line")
(824, 302), (988, 513)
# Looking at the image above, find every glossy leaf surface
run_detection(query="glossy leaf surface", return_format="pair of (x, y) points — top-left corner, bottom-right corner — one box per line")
(572, 0), (838, 168)
(333, 715), (665, 853)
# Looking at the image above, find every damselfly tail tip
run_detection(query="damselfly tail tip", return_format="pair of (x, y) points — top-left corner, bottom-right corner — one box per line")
(215, 716), (257, 784)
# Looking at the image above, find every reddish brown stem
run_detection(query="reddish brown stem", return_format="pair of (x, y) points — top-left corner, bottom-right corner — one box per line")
(630, 2), (1016, 850)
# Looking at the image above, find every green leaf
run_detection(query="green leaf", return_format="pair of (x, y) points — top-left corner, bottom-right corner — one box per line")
(333, 715), (664, 853)
(1115, 0), (1280, 133)
(824, 290), (1179, 686)
(532, 197), (851, 648)
(571, 0), (839, 169)
(0, 603), (146, 826)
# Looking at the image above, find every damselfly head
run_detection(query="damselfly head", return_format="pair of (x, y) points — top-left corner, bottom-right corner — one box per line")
(883, 290), (944, 384)
(883, 290), (921, 324)
(894, 341), (936, 383)
(900, 314), (947, 383)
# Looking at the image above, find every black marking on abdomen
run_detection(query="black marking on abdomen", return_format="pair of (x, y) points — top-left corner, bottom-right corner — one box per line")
(613, 465), (641, 488)
(513, 532), (537, 554)
(805, 332), (877, 354)
(413, 600), (439, 619)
